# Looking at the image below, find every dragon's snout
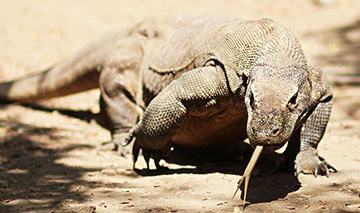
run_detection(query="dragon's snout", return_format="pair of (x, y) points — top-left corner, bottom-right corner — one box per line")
(247, 109), (294, 148)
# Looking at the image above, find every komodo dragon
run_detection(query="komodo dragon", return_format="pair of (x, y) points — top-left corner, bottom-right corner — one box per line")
(0, 15), (335, 204)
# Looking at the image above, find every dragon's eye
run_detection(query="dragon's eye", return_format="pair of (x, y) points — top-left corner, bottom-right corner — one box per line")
(287, 92), (298, 110)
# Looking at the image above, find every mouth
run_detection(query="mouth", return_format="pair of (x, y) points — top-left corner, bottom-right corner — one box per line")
(251, 140), (287, 152)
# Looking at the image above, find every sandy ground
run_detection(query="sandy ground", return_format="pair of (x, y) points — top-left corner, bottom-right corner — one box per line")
(0, 0), (359, 212)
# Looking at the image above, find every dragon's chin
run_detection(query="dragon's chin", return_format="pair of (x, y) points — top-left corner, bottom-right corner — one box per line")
(251, 140), (287, 153)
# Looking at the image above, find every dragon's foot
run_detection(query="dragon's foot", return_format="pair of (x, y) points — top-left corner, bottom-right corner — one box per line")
(97, 132), (131, 156)
(295, 149), (337, 177)
(96, 140), (130, 157)
(96, 141), (118, 152)
(142, 149), (168, 170)
(132, 141), (171, 170)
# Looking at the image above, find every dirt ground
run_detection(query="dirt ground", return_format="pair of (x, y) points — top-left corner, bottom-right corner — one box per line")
(0, 0), (359, 212)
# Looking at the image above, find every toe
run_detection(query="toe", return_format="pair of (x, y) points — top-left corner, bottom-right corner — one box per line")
(295, 150), (336, 177)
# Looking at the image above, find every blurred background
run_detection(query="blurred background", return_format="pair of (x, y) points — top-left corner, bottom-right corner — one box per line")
(0, 0), (359, 82)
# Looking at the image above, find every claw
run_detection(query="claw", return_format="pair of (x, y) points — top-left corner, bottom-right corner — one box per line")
(123, 131), (134, 146)
(325, 164), (329, 177)
(123, 124), (139, 147)
(233, 146), (263, 209)
(295, 150), (337, 177)
(296, 159), (301, 176)
(154, 157), (162, 170)
(96, 141), (118, 152)
(326, 163), (337, 173)
(117, 144), (128, 157)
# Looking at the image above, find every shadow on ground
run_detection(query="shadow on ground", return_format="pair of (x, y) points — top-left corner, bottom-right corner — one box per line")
(0, 120), (99, 212)
(0, 103), (99, 123)
(0, 106), (305, 209)
(133, 142), (303, 204)
(0, 118), (304, 210)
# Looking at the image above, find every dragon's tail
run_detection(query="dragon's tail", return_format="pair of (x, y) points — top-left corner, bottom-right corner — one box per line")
(0, 66), (100, 103)
(0, 30), (123, 103)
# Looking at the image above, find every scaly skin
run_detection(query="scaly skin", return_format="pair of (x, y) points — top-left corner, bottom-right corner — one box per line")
(0, 16), (335, 205)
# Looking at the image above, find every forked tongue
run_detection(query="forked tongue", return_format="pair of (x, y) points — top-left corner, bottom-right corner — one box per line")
(232, 145), (263, 209)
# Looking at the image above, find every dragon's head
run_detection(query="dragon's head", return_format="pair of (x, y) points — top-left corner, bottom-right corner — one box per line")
(245, 63), (311, 151)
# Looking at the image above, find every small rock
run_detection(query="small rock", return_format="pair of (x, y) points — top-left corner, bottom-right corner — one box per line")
(320, 201), (328, 206)
(101, 169), (116, 176)
(88, 172), (96, 177)
(346, 203), (360, 209)
(76, 205), (96, 213)
(98, 201), (107, 208)
(154, 208), (165, 210)
(285, 206), (296, 210)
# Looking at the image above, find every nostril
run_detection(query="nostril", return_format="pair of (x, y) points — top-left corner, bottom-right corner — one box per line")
(272, 128), (280, 137)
